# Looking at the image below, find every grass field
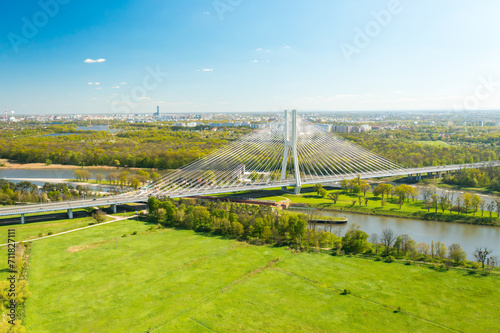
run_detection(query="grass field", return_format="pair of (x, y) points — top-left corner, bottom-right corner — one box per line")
(20, 218), (500, 332)
(414, 140), (450, 147)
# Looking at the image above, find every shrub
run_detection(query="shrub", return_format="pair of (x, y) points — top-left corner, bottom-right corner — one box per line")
(38, 232), (43, 237)
(131, 231), (138, 235)
(48, 231), (53, 235)
(385, 256), (395, 263)
(122, 234), (127, 238)
(404, 260), (412, 265)
(341, 289), (351, 295)
(374, 256), (382, 261)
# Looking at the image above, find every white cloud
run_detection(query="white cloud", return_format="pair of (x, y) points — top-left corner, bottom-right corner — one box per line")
(256, 48), (271, 52)
(96, 87), (102, 90)
(250, 60), (259, 63)
(88, 82), (93, 85)
(203, 11), (210, 15)
(95, 82), (100, 85)
(201, 68), (214, 72)
(112, 85), (120, 89)
(84, 58), (106, 63)
(283, 44), (291, 49)
(119, 82), (127, 85)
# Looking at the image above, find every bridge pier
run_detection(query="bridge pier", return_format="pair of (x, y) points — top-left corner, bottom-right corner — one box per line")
(67, 209), (73, 219)
(21, 213), (25, 224)
(111, 204), (117, 214)
(294, 185), (301, 195)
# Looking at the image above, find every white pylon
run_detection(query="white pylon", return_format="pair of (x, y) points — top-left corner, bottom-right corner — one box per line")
(280, 109), (302, 194)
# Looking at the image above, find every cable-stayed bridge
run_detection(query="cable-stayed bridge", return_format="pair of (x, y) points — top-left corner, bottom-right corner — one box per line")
(1, 110), (499, 223)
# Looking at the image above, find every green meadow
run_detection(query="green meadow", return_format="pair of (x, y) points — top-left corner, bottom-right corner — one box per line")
(13, 218), (500, 332)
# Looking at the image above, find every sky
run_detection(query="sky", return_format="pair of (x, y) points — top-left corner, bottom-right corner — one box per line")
(1, 0), (500, 115)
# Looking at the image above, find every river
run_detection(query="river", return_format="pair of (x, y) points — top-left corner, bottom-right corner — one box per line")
(296, 209), (499, 260)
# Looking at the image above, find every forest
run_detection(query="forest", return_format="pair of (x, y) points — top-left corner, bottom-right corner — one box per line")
(0, 123), (498, 170)
(341, 130), (499, 168)
(442, 167), (500, 191)
(0, 124), (250, 169)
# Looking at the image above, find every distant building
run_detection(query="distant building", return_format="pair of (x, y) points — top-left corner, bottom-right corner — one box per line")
(316, 124), (332, 132)
(173, 122), (186, 127)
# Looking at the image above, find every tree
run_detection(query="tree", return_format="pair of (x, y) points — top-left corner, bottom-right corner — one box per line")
(434, 241), (447, 259)
(340, 179), (349, 192)
(487, 202), (495, 218)
(156, 208), (167, 225)
(473, 247), (492, 269)
(314, 183), (323, 196)
(360, 183), (371, 197)
(131, 177), (141, 188)
(381, 228), (396, 254)
(92, 209), (105, 223)
(318, 188), (328, 198)
(424, 199), (432, 212)
(370, 233), (379, 254)
(373, 183), (394, 199)
(231, 221), (244, 238)
(448, 243), (466, 265)
(461, 193), (473, 215)
(421, 184), (437, 202)
(439, 195), (451, 213)
(417, 242), (430, 255)
(106, 172), (119, 185)
(342, 223), (369, 254)
(327, 192), (339, 204)
(479, 200), (486, 217)
(431, 194), (439, 213)
(471, 195), (481, 213)
(119, 171), (130, 187)
(95, 173), (104, 184)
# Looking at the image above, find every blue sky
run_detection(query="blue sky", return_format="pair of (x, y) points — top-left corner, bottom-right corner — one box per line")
(1, 0), (500, 114)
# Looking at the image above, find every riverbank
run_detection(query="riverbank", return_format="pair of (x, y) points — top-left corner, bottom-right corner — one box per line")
(221, 188), (500, 227)
(434, 181), (500, 196)
(290, 205), (499, 226)
(0, 159), (156, 171)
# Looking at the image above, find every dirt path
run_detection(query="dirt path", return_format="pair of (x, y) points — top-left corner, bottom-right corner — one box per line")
(0, 215), (137, 247)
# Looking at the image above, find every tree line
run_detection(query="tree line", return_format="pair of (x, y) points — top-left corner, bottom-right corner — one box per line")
(0, 179), (97, 205)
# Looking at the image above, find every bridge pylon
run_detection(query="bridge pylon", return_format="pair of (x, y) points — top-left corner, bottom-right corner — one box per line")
(280, 109), (302, 194)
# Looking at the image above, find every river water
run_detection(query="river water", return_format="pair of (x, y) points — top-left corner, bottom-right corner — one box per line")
(296, 209), (499, 260)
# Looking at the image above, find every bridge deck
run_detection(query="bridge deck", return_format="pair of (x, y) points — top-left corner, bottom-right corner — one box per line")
(0, 161), (498, 218)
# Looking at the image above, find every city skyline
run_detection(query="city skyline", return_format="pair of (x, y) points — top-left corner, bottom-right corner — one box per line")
(1, 0), (500, 114)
